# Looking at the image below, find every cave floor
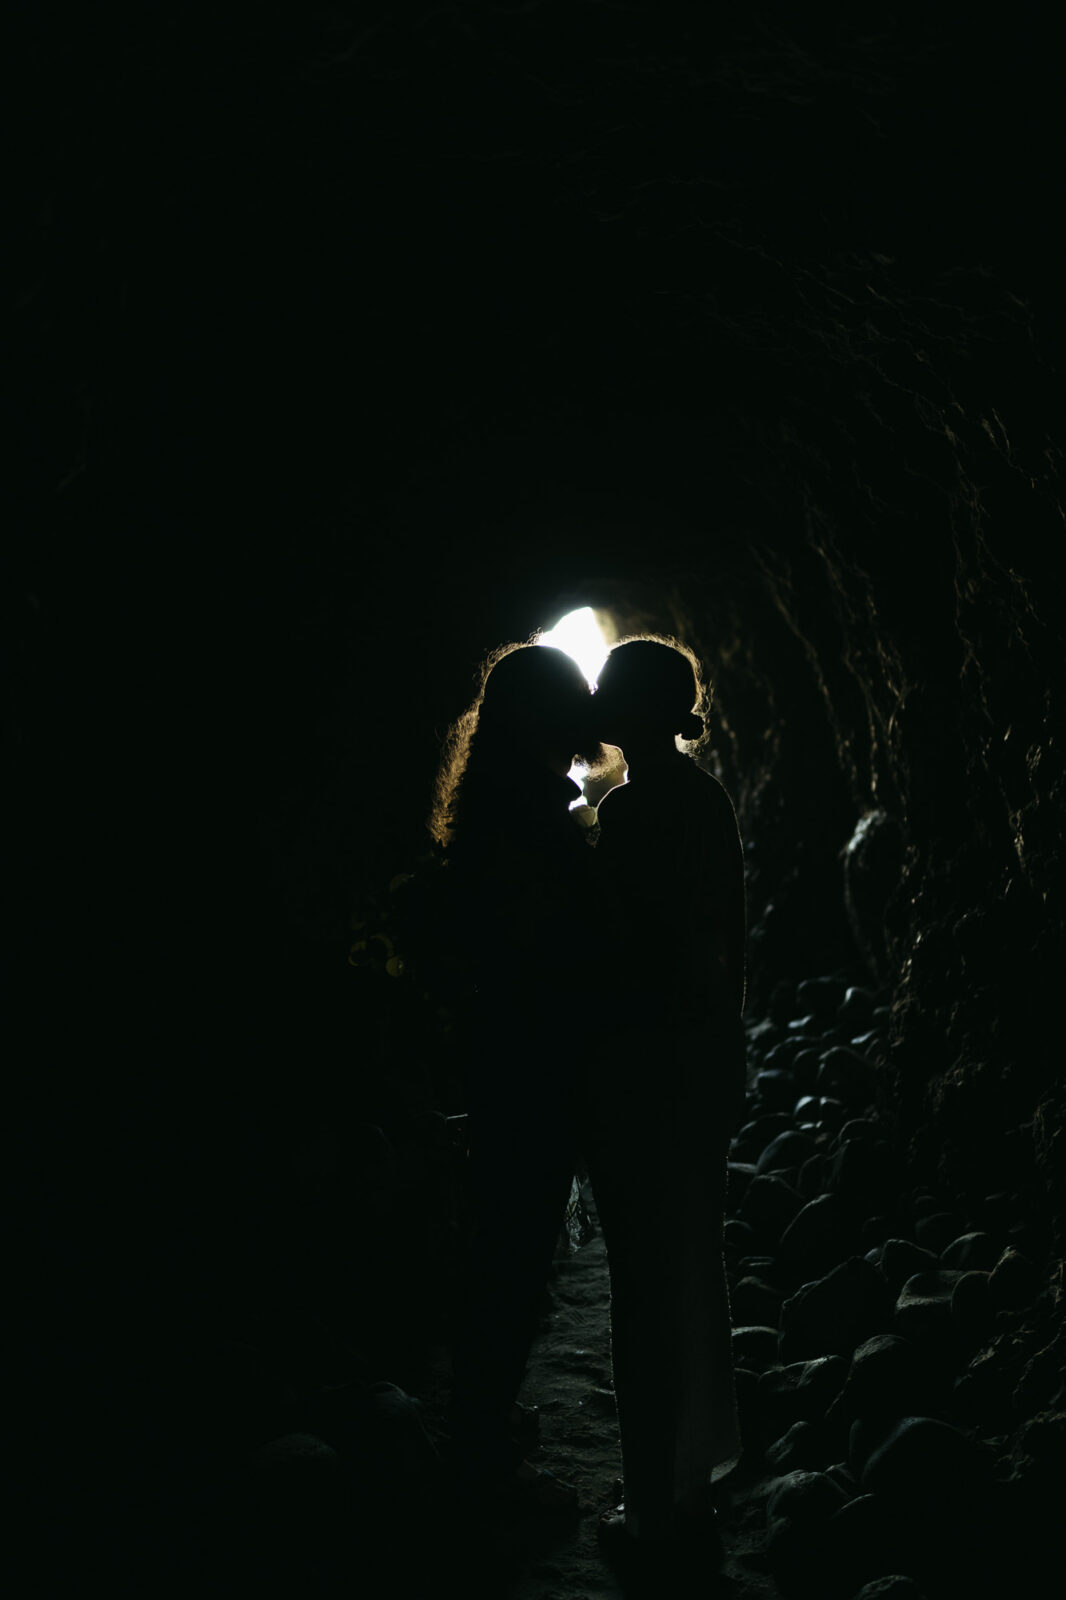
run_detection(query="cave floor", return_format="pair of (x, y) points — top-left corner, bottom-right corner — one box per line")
(422, 1195), (776, 1600)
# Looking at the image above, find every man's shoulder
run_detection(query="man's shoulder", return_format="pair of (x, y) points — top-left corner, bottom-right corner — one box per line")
(682, 762), (739, 822)
(595, 779), (646, 827)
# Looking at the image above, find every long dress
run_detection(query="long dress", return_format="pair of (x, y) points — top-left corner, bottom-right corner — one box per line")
(588, 755), (746, 1538)
(447, 767), (596, 1484)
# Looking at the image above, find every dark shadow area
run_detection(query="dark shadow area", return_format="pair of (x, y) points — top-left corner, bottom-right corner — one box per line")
(9, 6), (1063, 1594)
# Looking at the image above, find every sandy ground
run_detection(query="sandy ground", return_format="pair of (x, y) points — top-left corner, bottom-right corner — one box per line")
(443, 1193), (779, 1600)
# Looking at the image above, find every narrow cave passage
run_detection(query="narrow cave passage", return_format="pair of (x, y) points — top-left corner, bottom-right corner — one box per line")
(146, 565), (1052, 1600)
(12, 6), (1064, 1598)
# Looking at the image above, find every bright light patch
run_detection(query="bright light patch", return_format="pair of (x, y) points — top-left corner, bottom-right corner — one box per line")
(537, 606), (611, 807)
(538, 606), (610, 690)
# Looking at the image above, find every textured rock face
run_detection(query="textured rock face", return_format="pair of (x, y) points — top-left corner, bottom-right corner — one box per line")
(731, 989), (1058, 1596)
(665, 261), (1065, 1264)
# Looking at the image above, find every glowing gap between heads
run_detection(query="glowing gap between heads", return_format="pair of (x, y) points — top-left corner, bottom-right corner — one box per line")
(538, 606), (610, 691)
(537, 607), (611, 808)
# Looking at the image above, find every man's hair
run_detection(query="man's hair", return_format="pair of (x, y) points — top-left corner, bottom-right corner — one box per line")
(600, 634), (711, 747)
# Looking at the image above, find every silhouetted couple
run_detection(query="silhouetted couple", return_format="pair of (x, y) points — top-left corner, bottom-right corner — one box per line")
(429, 636), (746, 1564)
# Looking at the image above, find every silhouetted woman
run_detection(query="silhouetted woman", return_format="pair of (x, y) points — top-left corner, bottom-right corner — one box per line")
(588, 637), (746, 1558)
(429, 642), (598, 1510)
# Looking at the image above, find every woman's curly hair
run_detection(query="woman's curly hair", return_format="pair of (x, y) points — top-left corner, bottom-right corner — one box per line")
(427, 640), (527, 849)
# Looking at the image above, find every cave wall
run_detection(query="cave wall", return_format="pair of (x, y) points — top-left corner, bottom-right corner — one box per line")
(367, 240), (1065, 1244)
(10, 3), (1064, 1496)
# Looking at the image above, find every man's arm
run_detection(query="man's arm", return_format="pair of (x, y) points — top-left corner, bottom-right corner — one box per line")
(715, 779), (746, 1018)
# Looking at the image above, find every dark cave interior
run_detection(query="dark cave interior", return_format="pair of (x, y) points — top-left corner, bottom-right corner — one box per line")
(9, 5), (1064, 1594)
